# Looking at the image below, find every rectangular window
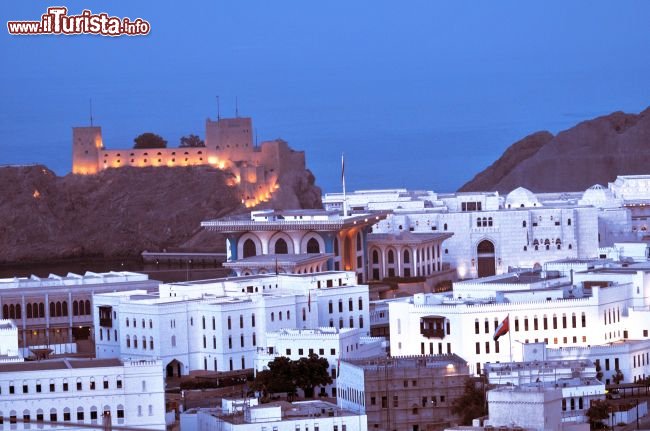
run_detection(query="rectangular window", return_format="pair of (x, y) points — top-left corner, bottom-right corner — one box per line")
(533, 317), (538, 331)
(9, 385), (14, 394)
(495, 340), (500, 353)
(485, 342), (490, 354)
(382, 396), (387, 408)
(77, 411), (84, 421)
(116, 379), (123, 389)
(475, 321), (479, 334)
(299, 348), (304, 355)
(553, 316), (557, 329)
(104, 381), (109, 389)
(371, 397), (376, 405)
(36, 384), (41, 393)
(514, 318), (519, 331)
(77, 381), (82, 391)
(605, 359), (610, 371)
(90, 381), (95, 390)
(64, 412), (71, 421)
(524, 318), (529, 331)
(562, 315), (567, 328)
(49, 383), (55, 392)
(475, 342), (480, 354)
(23, 385), (28, 393)
(543, 317), (548, 330)
(90, 410), (98, 420)
(63, 382), (68, 391)
(572, 314), (577, 328)
(286, 349), (291, 355)
(484, 320), (489, 334)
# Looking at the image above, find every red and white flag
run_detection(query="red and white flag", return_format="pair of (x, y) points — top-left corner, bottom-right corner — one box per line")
(493, 315), (509, 341)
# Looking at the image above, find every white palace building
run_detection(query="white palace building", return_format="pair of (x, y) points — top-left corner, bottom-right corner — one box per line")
(378, 258), (650, 377)
(323, 175), (650, 280)
(93, 271), (372, 379)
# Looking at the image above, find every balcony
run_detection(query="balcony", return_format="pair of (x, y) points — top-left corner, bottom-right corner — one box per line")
(420, 315), (446, 339)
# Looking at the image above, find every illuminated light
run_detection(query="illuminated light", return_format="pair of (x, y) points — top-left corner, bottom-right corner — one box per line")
(458, 264), (467, 278)
(208, 156), (218, 165)
(33, 190), (41, 199)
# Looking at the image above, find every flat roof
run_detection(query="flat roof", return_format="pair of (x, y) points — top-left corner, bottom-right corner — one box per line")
(368, 232), (453, 244)
(0, 357), (123, 373)
(224, 253), (333, 265)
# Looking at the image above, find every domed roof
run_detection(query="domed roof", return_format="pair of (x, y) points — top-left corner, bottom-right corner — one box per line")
(505, 187), (541, 208)
(579, 184), (616, 207)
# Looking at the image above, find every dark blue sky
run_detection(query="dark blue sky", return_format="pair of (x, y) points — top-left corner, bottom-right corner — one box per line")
(2, 1), (650, 193)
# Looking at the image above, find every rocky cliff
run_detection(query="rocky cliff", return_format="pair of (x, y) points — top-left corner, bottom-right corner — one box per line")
(460, 107), (650, 193)
(0, 165), (322, 264)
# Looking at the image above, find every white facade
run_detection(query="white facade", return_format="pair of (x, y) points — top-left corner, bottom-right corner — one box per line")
(0, 320), (20, 359)
(385, 263), (650, 375)
(485, 386), (565, 431)
(255, 327), (385, 397)
(0, 358), (165, 430)
(93, 272), (371, 377)
(180, 399), (367, 431)
(323, 177), (650, 279)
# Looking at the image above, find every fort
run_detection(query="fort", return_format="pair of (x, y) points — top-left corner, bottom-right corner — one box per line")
(72, 115), (306, 207)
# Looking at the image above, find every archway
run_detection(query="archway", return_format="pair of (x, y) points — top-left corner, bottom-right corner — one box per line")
(166, 359), (183, 378)
(306, 238), (320, 253)
(243, 239), (256, 258)
(477, 240), (496, 278)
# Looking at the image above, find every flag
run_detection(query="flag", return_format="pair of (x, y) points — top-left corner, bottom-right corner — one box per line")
(493, 316), (509, 341)
(341, 153), (345, 183)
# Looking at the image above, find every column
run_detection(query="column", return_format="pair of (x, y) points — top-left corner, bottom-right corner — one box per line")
(412, 246), (419, 277)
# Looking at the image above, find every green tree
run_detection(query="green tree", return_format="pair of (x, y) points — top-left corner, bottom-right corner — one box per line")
(252, 354), (332, 401)
(451, 378), (487, 425)
(251, 357), (297, 400)
(294, 354), (333, 398)
(133, 132), (167, 149)
(180, 134), (205, 147)
(586, 399), (610, 429)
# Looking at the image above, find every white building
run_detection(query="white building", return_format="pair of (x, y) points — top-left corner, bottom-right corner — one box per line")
(0, 271), (158, 349)
(181, 399), (367, 431)
(0, 357), (165, 430)
(93, 272), (371, 377)
(384, 260), (650, 375)
(255, 327), (385, 397)
(323, 175), (650, 280)
(0, 320), (20, 360)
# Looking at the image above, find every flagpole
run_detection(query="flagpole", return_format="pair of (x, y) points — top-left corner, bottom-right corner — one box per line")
(508, 313), (513, 363)
(342, 153), (348, 217)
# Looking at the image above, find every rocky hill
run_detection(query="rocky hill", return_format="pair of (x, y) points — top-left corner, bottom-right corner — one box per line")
(460, 107), (650, 193)
(0, 165), (322, 264)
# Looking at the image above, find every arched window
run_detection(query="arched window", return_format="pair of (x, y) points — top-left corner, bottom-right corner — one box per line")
(488, 217), (493, 227)
(149, 319), (153, 329)
(212, 316), (216, 330)
(328, 301), (333, 314)
(79, 300), (85, 316)
(126, 335), (130, 348)
(227, 316), (231, 329)
(56, 302), (62, 317)
(274, 238), (288, 254)
(50, 408), (57, 422)
(2, 304), (7, 319)
(271, 312), (275, 322)
(403, 249), (410, 264)
(90, 406), (98, 422)
(133, 337), (138, 349)
(476, 218), (481, 227)
(545, 239), (550, 250)
(388, 250), (395, 264)
(126, 318), (130, 327)
(372, 250), (379, 264)
(38, 302), (44, 317)
(482, 217), (487, 227)
(251, 313), (256, 327)
(203, 335), (207, 349)
(149, 337), (154, 350)
(202, 316), (206, 329)
(9, 304), (15, 319)
(73, 301), (79, 316)
(359, 316), (364, 328)
(339, 318), (344, 328)
(556, 239), (562, 250)
(356, 233), (362, 251)
(523, 220), (527, 228)
(307, 238), (320, 253)
(141, 319), (145, 328)
(16, 304), (21, 319)
(243, 239), (257, 258)
(27, 303), (33, 319)
(239, 314), (244, 328)
(62, 301), (68, 316)
(334, 237), (339, 255)
(444, 223), (448, 231)
(77, 406), (84, 422)
(171, 335), (176, 347)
